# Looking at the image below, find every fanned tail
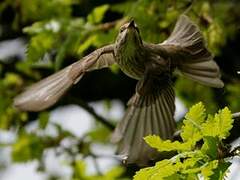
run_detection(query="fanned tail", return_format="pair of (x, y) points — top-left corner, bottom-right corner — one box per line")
(111, 85), (176, 165)
(162, 15), (224, 88)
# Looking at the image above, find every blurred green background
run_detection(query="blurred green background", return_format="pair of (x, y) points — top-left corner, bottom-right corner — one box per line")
(0, 0), (239, 179)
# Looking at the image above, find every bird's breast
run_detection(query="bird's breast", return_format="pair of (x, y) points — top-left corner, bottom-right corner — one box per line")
(115, 51), (146, 80)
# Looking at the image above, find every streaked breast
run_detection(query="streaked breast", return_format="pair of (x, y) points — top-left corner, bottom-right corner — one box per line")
(116, 52), (145, 80)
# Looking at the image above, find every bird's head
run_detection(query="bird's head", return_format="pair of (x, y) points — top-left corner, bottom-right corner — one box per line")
(115, 19), (143, 51)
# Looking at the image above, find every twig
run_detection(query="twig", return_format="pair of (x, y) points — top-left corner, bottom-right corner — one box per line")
(96, 20), (121, 31)
(91, 154), (102, 175)
(183, 0), (195, 15)
(231, 146), (240, 156)
(67, 96), (115, 130)
(232, 112), (240, 119)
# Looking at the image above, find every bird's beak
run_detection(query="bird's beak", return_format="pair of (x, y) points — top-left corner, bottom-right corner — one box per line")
(127, 20), (135, 28)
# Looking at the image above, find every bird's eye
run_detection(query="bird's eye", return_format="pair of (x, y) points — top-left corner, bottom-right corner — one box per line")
(120, 27), (125, 33)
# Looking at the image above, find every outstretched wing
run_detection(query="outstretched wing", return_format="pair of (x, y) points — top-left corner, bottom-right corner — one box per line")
(159, 15), (223, 88)
(160, 14), (211, 63)
(14, 44), (115, 111)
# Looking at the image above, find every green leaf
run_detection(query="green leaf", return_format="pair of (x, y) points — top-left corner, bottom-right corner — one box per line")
(94, 29), (117, 46)
(210, 161), (231, 180)
(104, 166), (125, 179)
(87, 4), (109, 24)
(201, 160), (219, 180)
(181, 160), (218, 179)
(136, 151), (202, 179)
(110, 64), (120, 74)
(136, 103), (234, 180)
(38, 112), (49, 129)
(23, 20), (60, 34)
(202, 107), (233, 139)
(144, 135), (192, 152)
(55, 31), (80, 70)
(15, 61), (41, 79)
(181, 102), (206, 146)
(134, 160), (178, 180)
(3, 73), (23, 87)
(73, 160), (87, 179)
(73, 161), (124, 180)
(226, 83), (240, 112)
(77, 35), (98, 54)
(201, 136), (218, 160)
(12, 132), (44, 162)
(27, 32), (55, 62)
(87, 126), (111, 143)
(205, 21), (224, 55)
(19, 0), (72, 22)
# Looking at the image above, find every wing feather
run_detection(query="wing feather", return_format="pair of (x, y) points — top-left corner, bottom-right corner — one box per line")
(159, 15), (224, 88)
(14, 45), (115, 111)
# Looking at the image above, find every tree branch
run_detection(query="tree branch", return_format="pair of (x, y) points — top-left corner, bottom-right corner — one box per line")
(96, 19), (120, 31)
(67, 96), (115, 130)
(233, 112), (240, 119)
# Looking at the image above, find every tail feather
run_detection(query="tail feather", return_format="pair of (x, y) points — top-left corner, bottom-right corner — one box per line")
(161, 88), (175, 136)
(111, 85), (176, 165)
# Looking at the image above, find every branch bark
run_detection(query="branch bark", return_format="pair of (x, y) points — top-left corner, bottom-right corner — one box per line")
(67, 96), (115, 130)
(233, 112), (240, 119)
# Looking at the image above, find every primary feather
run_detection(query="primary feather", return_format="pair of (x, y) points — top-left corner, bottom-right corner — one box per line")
(14, 45), (115, 111)
(14, 64), (81, 111)
(160, 15), (223, 88)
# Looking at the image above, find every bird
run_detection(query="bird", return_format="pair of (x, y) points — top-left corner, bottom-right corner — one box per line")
(13, 15), (224, 165)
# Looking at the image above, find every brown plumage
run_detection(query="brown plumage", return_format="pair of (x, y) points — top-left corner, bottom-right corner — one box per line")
(13, 15), (224, 165)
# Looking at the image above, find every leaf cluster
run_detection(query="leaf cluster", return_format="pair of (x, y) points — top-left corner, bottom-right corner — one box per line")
(135, 102), (234, 180)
